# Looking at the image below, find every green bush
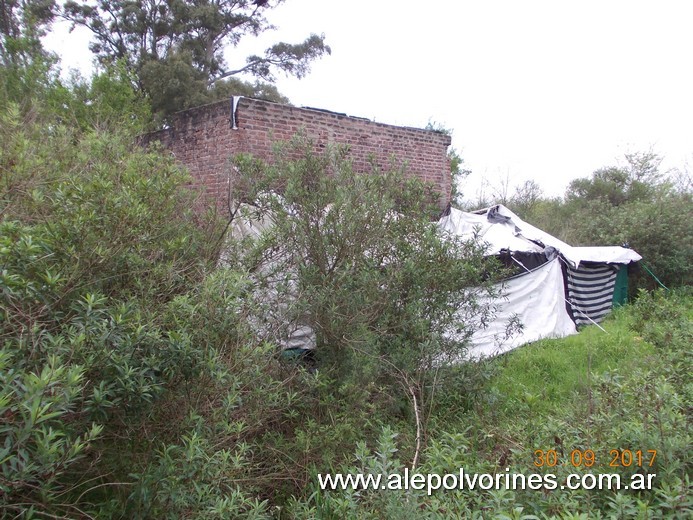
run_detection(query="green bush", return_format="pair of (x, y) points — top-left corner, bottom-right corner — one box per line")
(0, 349), (102, 518)
(5, 57), (688, 519)
(229, 138), (499, 382)
(0, 95), (222, 515)
(505, 153), (692, 293)
(126, 429), (271, 519)
(225, 140), (506, 494)
(291, 293), (692, 518)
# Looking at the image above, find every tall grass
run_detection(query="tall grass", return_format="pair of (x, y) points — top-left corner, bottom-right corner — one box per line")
(293, 290), (692, 519)
(490, 306), (655, 416)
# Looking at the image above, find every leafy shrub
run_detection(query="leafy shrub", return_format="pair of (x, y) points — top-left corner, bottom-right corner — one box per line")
(126, 430), (271, 519)
(229, 138), (499, 386)
(0, 231), (205, 515)
(0, 96), (221, 516)
(291, 293), (692, 518)
(561, 195), (692, 291)
(223, 140), (508, 499)
(0, 349), (102, 518)
(513, 153), (693, 293)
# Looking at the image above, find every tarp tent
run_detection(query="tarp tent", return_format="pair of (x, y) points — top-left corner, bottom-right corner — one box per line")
(225, 201), (641, 361)
(438, 204), (641, 358)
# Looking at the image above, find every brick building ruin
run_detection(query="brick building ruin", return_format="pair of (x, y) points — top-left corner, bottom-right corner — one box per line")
(142, 96), (453, 211)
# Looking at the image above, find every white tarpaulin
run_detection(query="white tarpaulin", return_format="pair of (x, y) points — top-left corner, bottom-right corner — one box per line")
(439, 206), (548, 255)
(466, 257), (577, 359)
(439, 204), (641, 358)
(223, 201), (641, 360)
(439, 205), (641, 268)
(222, 203), (317, 352)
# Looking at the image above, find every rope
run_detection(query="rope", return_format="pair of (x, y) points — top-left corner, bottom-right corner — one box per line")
(641, 263), (669, 291)
(556, 256), (610, 333)
(512, 256), (608, 334)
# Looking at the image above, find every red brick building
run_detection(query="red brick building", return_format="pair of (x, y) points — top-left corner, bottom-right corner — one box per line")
(142, 96), (452, 210)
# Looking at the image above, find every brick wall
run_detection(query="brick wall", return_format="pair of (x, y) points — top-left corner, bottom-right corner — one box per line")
(142, 97), (452, 211)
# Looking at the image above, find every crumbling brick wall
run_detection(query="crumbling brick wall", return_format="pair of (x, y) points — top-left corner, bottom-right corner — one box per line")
(142, 97), (452, 212)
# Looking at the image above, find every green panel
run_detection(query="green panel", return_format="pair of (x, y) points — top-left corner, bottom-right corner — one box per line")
(612, 264), (629, 307)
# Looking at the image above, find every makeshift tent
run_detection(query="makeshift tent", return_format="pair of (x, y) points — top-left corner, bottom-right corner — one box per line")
(438, 204), (641, 358)
(224, 201), (641, 361)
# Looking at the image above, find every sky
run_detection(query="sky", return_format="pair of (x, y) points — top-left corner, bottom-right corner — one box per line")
(45, 0), (693, 200)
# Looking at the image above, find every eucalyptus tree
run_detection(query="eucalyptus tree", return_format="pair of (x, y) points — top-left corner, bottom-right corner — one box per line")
(0, 0), (56, 66)
(62, 0), (330, 120)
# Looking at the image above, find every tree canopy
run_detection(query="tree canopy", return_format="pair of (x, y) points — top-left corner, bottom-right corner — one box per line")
(476, 151), (692, 291)
(62, 0), (330, 121)
(0, 0), (56, 66)
(565, 151), (665, 206)
(2, 21), (691, 516)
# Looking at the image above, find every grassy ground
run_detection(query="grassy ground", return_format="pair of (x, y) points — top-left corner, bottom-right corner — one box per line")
(299, 291), (692, 518)
(446, 292), (691, 518)
(489, 306), (655, 417)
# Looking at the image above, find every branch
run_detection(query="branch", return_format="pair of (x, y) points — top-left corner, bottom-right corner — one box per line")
(209, 33), (330, 85)
(210, 60), (260, 83)
(407, 378), (422, 470)
(347, 343), (425, 470)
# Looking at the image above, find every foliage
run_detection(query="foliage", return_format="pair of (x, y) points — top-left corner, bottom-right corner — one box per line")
(293, 291), (692, 519)
(208, 76), (289, 104)
(142, 58), (291, 120)
(62, 0), (330, 121)
(0, 0), (56, 66)
(55, 62), (153, 133)
(565, 194), (691, 289)
(508, 179), (544, 216)
(548, 152), (691, 290)
(565, 152), (665, 207)
(229, 139), (498, 381)
(1, 112), (215, 300)
(487, 151), (693, 292)
(0, 88), (222, 515)
(223, 139), (505, 499)
(127, 430), (271, 519)
(1, 80), (432, 515)
(0, 1), (59, 123)
(2, 36), (690, 518)
(0, 346), (103, 518)
(126, 268), (399, 514)
(425, 121), (471, 207)
(121, 274), (277, 518)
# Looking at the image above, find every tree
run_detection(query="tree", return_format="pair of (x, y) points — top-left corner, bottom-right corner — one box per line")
(227, 138), (499, 468)
(566, 151), (666, 206)
(1, 0), (58, 107)
(0, 0), (56, 66)
(509, 179), (543, 215)
(551, 151), (692, 291)
(62, 0), (330, 120)
(0, 86), (225, 514)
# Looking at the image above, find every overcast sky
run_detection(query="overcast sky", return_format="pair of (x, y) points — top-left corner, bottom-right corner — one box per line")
(46, 0), (693, 200)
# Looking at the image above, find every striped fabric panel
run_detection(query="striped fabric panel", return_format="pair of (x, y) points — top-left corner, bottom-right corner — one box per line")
(566, 264), (619, 326)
